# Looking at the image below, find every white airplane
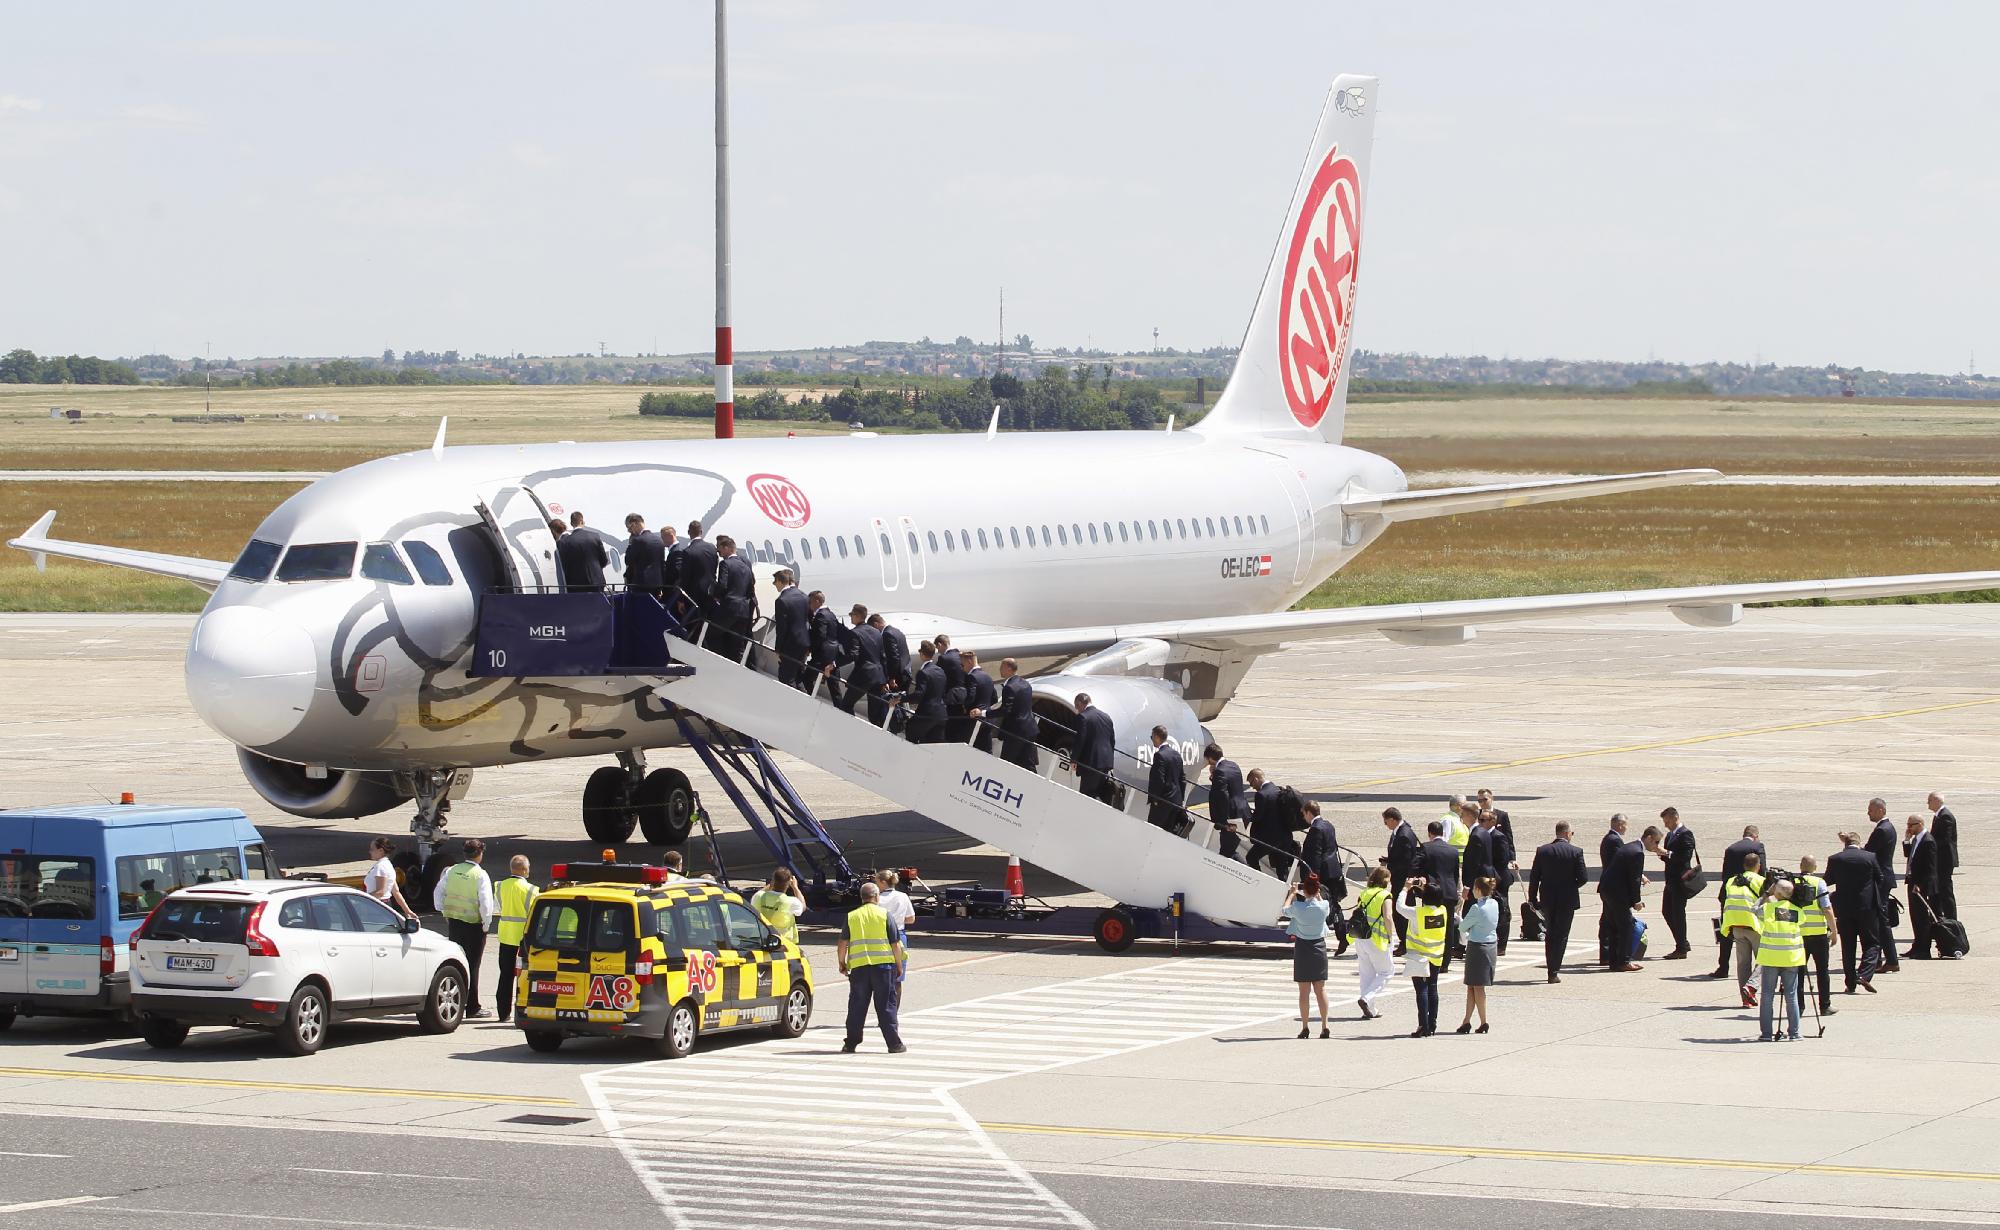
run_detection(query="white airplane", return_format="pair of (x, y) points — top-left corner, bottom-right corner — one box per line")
(14, 73), (1999, 870)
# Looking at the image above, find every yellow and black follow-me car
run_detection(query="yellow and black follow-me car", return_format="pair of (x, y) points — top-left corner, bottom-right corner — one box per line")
(513, 861), (813, 1057)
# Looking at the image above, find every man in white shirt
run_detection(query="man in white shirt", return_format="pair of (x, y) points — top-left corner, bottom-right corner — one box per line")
(434, 838), (497, 1018)
(875, 868), (917, 1010)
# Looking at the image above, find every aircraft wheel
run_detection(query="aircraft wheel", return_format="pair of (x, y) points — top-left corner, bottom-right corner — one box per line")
(582, 766), (638, 845)
(634, 769), (694, 846)
(1093, 906), (1138, 954)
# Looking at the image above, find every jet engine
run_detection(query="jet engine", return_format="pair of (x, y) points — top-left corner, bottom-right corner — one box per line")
(236, 747), (410, 820)
(1026, 674), (1211, 794)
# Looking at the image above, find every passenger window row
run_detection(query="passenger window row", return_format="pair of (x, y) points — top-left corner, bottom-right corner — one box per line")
(739, 513), (1274, 568)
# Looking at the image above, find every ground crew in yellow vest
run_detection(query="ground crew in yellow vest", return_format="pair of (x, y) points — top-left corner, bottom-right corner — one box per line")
(751, 867), (806, 941)
(1719, 853), (1766, 1008)
(1757, 875), (1807, 1041)
(494, 855), (539, 1024)
(432, 838), (496, 1019)
(837, 881), (906, 1054)
(1794, 854), (1836, 1019)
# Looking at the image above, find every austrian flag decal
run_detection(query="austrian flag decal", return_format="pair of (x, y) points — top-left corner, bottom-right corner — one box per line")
(1257, 554), (1274, 577)
(1277, 146), (1362, 429)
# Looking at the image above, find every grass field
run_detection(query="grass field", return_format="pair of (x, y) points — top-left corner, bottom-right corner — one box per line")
(3, 385), (1995, 612)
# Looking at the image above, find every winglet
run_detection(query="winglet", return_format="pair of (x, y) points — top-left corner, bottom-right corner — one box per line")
(15, 510), (55, 572)
(985, 404), (1001, 441)
(431, 416), (449, 459)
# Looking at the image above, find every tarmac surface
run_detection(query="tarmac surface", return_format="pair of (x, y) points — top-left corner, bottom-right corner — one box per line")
(1, 605), (1996, 1227)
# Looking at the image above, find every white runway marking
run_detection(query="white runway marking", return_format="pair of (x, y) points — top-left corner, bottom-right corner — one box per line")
(587, 951), (1533, 1229)
(1680, 666), (1889, 678)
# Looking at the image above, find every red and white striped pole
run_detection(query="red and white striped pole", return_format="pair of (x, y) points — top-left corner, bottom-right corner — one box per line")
(712, 0), (734, 439)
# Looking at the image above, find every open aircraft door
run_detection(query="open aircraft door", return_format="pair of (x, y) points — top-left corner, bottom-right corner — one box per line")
(475, 484), (562, 592)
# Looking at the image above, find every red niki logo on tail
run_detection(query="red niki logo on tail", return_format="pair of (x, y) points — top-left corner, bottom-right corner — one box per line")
(745, 472), (811, 529)
(1277, 146), (1362, 429)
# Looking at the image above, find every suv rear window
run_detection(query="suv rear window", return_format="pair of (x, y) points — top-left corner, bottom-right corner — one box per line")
(528, 900), (635, 954)
(0, 856), (98, 921)
(145, 898), (251, 944)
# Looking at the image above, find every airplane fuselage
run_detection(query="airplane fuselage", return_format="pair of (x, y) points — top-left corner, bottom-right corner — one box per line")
(184, 428), (1406, 773)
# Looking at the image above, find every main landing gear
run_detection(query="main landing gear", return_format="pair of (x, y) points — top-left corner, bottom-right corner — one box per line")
(582, 750), (695, 847)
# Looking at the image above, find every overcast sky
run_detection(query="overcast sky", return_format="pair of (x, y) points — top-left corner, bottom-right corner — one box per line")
(2, 2), (1995, 372)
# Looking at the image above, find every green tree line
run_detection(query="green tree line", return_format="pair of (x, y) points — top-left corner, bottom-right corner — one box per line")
(168, 360), (460, 388)
(641, 366), (1176, 432)
(1, 348), (142, 384)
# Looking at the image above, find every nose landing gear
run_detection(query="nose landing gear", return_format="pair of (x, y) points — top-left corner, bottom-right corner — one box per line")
(582, 751), (694, 847)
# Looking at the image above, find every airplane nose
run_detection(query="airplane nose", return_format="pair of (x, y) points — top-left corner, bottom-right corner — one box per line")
(184, 605), (319, 747)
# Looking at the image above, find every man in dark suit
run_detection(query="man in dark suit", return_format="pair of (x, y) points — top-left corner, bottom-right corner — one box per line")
(1903, 813), (1942, 959)
(1466, 809), (1517, 955)
(1602, 827), (1653, 972)
(840, 604), (887, 722)
(1071, 694), (1118, 805)
(622, 514), (665, 598)
(805, 592), (845, 701)
(872, 615), (910, 695)
(1827, 830), (1883, 992)
(1299, 799), (1347, 955)
(713, 536), (756, 660)
(1421, 820), (1462, 972)
(934, 634), (971, 745)
(1382, 807), (1423, 953)
(1712, 824), (1767, 977)
(1245, 770), (1300, 877)
(678, 520), (719, 641)
(1143, 727), (1186, 834)
(553, 518), (607, 592)
(902, 641), (947, 744)
(1529, 822), (1588, 982)
(985, 658), (1038, 770)
(1655, 806), (1697, 959)
(1864, 798), (1902, 973)
(1203, 746), (1249, 861)
(1926, 792), (1959, 921)
(963, 653), (998, 753)
(770, 570), (810, 688)
(1597, 814), (1629, 965)
(660, 523), (685, 598)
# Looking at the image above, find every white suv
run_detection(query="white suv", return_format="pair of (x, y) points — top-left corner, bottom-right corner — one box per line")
(130, 880), (468, 1055)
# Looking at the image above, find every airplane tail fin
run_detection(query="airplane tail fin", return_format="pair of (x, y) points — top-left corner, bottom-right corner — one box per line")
(1196, 74), (1377, 445)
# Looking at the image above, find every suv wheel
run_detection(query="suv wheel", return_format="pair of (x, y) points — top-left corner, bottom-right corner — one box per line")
(656, 999), (698, 1059)
(773, 985), (811, 1038)
(141, 1018), (190, 1049)
(279, 983), (329, 1056)
(419, 965), (466, 1034)
(524, 1030), (563, 1053)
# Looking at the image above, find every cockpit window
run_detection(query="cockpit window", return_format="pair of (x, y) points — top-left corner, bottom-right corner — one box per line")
(402, 540), (453, 586)
(361, 543), (414, 585)
(227, 539), (282, 583)
(276, 542), (357, 582)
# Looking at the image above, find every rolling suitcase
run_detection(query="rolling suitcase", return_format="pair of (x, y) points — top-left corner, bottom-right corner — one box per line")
(1914, 892), (1970, 958)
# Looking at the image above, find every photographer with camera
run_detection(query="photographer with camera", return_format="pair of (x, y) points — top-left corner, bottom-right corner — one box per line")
(1396, 875), (1449, 1037)
(1718, 852), (1767, 1007)
(1795, 854), (1836, 1017)
(1756, 872), (1808, 1041)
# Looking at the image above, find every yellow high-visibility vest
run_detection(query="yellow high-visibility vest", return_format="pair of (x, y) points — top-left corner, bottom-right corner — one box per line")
(1757, 899), (1806, 968)
(1357, 886), (1391, 947)
(844, 903), (896, 968)
(752, 889), (798, 940)
(1406, 903), (1448, 968)
(1719, 872), (1765, 934)
(1794, 874), (1829, 938)
(496, 876), (537, 947)
(441, 863), (483, 925)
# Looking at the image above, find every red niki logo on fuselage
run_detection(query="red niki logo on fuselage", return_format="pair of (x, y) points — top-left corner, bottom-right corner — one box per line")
(1277, 146), (1362, 429)
(746, 472), (811, 529)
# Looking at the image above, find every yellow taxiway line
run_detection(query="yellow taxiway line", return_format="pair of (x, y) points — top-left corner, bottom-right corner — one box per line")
(980, 1121), (2000, 1184)
(0, 1065), (573, 1108)
(1333, 694), (2000, 790)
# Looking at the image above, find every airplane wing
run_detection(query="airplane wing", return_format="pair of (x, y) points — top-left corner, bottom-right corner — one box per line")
(956, 570), (2000, 660)
(8, 511), (230, 590)
(1341, 469), (1719, 523)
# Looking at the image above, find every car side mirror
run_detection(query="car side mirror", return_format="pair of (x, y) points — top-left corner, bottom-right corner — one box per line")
(400, 916), (423, 934)
(763, 934), (784, 951)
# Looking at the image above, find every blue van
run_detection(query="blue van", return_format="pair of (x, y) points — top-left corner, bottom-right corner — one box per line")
(0, 804), (281, 1026)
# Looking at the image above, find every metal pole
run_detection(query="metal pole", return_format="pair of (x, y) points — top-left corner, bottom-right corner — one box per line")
(713, 0), (734, 438)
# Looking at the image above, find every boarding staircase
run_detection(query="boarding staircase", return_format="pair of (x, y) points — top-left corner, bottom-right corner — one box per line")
(473, 591), (1291, 927)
